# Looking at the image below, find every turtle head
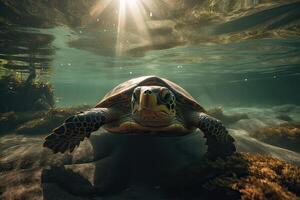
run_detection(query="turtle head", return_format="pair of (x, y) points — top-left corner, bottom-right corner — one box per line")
(131, 86), (176, 127)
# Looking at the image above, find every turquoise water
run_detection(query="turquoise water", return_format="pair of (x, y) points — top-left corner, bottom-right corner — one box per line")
(16, 26), (300, 108)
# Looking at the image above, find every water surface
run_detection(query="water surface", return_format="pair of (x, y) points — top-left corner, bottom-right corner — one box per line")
(22, 26), (299, 108)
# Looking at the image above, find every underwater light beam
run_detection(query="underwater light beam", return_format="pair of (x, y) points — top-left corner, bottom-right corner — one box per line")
(91, 0), (169, 56)
(116, 0), (127, 56)
(116, 0), (152, 56)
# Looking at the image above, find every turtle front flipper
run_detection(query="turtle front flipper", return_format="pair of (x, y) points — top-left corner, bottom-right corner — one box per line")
(43, 108), (112, 154)
(196, 113), (236, 158)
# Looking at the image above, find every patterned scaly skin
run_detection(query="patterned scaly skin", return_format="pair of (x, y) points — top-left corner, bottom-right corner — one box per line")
(198, 113), (236, 158)
(43, 108), (107, 153)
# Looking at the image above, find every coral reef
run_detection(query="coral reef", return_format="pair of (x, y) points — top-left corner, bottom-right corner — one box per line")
(0, 74), (54, 113)
(251, 122), (300, 152)
(162, 153), (300, 200)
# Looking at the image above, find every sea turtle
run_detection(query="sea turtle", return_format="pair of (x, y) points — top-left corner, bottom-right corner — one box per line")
(43, 76), (236, 158)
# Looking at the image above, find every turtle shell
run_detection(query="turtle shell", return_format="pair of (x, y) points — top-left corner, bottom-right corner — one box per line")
(95, 76), (205, 112)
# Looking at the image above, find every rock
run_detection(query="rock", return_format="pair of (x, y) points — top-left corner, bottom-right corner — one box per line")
(273, 104), (297, 113)
(276, 114), (294, 122)
(0, 106), (90, 134)
(0, 168), (43, 200)
(15, 107), (90, 135)
(0, 131), (206, 199)
(207, 107), (249, 126)
(0, 130), (299, 199)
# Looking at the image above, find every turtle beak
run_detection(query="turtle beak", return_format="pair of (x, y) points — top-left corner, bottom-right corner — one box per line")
(139, 88), (157, 110)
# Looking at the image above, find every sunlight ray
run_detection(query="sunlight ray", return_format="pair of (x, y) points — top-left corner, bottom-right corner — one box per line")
(116, 0), (152, 56)
(116, 0), (127, 56)
(90, 0), (157, 56)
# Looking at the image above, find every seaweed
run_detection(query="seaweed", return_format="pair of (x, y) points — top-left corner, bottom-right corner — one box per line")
(161, 153), (300, 200)
(251, 122), (300, 152)
(0, 74), (54, 113)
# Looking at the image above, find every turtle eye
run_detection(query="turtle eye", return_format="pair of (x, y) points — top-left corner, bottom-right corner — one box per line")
(160, 88), (172, 102)
(132, 87), (141, 100)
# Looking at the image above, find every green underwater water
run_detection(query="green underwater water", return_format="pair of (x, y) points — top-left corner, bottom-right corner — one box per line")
(1, 25), (300, 200)
(33, 26), (300, 108)
(1, 1), (300, 199)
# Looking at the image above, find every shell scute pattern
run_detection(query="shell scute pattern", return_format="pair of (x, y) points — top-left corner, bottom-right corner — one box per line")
(95, 76), (205, 112)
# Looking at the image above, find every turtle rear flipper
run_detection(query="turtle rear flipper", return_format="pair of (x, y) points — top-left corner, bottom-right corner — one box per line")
(43, 108), (109, 153)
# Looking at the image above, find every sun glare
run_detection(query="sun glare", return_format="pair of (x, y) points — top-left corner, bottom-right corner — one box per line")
(90, 0), (168, 56)
(124, 0), (138, 6)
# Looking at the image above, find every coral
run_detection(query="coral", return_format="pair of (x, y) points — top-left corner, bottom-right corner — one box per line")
(161, 153), (300, 200)
(251, 122), (300, 152)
